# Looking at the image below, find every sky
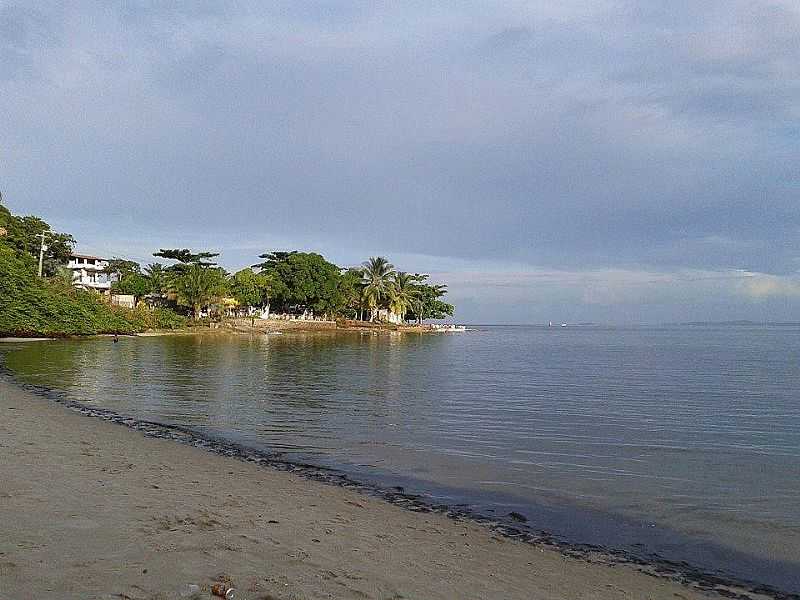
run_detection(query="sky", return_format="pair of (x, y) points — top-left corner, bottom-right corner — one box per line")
(1, 1), (799, 324)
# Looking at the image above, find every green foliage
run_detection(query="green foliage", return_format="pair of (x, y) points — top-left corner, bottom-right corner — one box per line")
(388, 271), (420, 321)
(171, 263), (229, 319)
(52, 266), (77, 290)
(338, 268), (366, 319)
(0, 207), (75, 276)
(0, 246), (139, 336)
(103, 258), (154, 299)
(252, 252), (457, 322)
(361, 256), (395, 320)
(257, 251), (343, 316)
(406, 278), (454, 323)
(154, 248), (219, 267)
(0, 245), (187, 336)
(112, 272), (152, 298)
(229, 268), (274, 309)
(252, 251), (298, 271)
(123, 304), (188, 330)
(103, 258), (141, 280)
(144, 263), (167, 296)
(150, 248), (228, 318)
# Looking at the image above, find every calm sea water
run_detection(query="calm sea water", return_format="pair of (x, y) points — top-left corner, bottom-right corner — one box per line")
(3, 326), (799, 591)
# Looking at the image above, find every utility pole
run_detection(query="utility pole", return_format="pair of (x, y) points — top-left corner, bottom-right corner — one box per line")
(36, 230), (49, 277)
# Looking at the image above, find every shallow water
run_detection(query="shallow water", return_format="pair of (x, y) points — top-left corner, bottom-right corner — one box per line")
(3, 326), (800, 591)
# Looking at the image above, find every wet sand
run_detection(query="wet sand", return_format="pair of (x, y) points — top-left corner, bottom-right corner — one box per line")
(0, 379), (772, 600)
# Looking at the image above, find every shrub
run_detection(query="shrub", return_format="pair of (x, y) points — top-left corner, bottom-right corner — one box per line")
(123, 304), (187, 330)
(0, 247), (139, 336)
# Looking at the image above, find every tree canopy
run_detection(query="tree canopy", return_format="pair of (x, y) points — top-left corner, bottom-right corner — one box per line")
(405, 278), (454, 323)
(171, 263), (228, 319)
(229, 268), (274, 309)
(0, 203), (75, 276)
(1, 196), (456, 325)
(361, 256), (395, 320)
(154, 248), (219, 267)
(256, 251), (343, 316)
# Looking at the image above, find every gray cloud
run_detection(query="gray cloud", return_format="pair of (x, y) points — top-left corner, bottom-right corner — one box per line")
(1, 1), (798, 322)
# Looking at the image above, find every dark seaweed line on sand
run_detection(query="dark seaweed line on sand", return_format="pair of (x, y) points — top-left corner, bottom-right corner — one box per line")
(2, 370), (797, 600)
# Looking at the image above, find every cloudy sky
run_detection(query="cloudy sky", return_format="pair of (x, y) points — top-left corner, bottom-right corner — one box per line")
(2, 1), (798, 323)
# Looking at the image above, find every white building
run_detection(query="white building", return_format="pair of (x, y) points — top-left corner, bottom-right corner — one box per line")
(66, 254), (114, 292)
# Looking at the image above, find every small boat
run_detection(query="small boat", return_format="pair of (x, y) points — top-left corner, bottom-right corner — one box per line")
(431, 324), (467, 332)
(561, 323), (567, 327)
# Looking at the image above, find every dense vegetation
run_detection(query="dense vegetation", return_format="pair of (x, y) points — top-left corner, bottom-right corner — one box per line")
(0, 203), (186, 336)
(0, 246), (157, 336)
(0, 203), (74, 276)
(0, 198), (454, 334)
(107, 247), (454, 323)
(248, 251), (454, 322)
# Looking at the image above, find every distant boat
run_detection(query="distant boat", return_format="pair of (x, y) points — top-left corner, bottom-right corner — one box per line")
(561, 323), (567, 327)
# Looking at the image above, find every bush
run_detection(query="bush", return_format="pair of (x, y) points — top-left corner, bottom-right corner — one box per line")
(122, 304), (187, 330)
(0, 246), (187, 336)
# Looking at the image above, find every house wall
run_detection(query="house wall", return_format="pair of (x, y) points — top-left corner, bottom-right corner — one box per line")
(110, 294), (136, 309)
(66, 257), (113, 291)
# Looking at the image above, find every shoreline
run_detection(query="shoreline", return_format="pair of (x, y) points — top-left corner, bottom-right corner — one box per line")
(1, 368), (795, 599)
(0, 319), (447, 341)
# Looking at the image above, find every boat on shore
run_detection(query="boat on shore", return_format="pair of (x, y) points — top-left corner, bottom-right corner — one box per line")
(430, 324), (467, 332)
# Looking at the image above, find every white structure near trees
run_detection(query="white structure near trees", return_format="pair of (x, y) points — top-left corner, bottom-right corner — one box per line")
(377, 308), (403, 324)
(66, 254), (114, 292)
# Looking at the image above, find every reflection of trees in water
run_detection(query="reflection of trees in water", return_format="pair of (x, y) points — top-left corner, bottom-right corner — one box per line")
(5, 341), (77, 387)
(5, 332), (450, 457)
(5, 339), (113, 395)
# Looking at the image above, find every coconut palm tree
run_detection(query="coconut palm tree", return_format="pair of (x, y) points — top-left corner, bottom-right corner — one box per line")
(361, 256), (395, 321)
(388, 271), (419, 322)
(171, 263), (228, 320)
(144, 263), (167, 299)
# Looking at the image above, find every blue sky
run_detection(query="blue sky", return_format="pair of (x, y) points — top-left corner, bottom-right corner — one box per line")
(1, 1), (799, 323)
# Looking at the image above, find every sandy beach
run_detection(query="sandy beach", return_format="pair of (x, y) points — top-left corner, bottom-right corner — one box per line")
(0, 378), (772, 600)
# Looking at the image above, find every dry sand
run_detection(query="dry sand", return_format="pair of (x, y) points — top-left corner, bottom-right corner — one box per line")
(0, 378), (766, 600)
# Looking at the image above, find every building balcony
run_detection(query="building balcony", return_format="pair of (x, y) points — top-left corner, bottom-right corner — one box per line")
(67, 262), (108, 271)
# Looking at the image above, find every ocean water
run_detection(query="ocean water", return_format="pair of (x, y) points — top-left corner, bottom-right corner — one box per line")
(3, 325), (800, 592)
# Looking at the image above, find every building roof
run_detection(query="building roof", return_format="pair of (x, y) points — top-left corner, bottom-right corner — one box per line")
(69, 253), (107, 261)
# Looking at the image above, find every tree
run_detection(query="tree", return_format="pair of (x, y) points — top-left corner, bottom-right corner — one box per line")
(153, 249), (226, 319)
(339, 268), (367, 320)
(52, 266), (78, 293)
(256, 251), (342, 317)
(171, 263), (228, 320)
(103, 258), (141, 281)
(252, 250), (298, 271)
(0, 207), (75, 276)
(229, 268), (275, 312)
(361, 256), (395, 321)
(144, 263), (167, 297)
(153, 248), (219, 267)
(405, 276), (454, 324)
(113, 273), (151, 300)
(104, 259), (150, 301)
(388, 271), (419, 322)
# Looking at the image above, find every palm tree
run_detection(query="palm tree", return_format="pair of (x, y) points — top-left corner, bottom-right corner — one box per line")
(361, 256), (395, 321)
(388, 271), (419, 322)
(171, 263), (227, 320)
(144, 263), (167, 298)
(51, 266), (77, 294)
